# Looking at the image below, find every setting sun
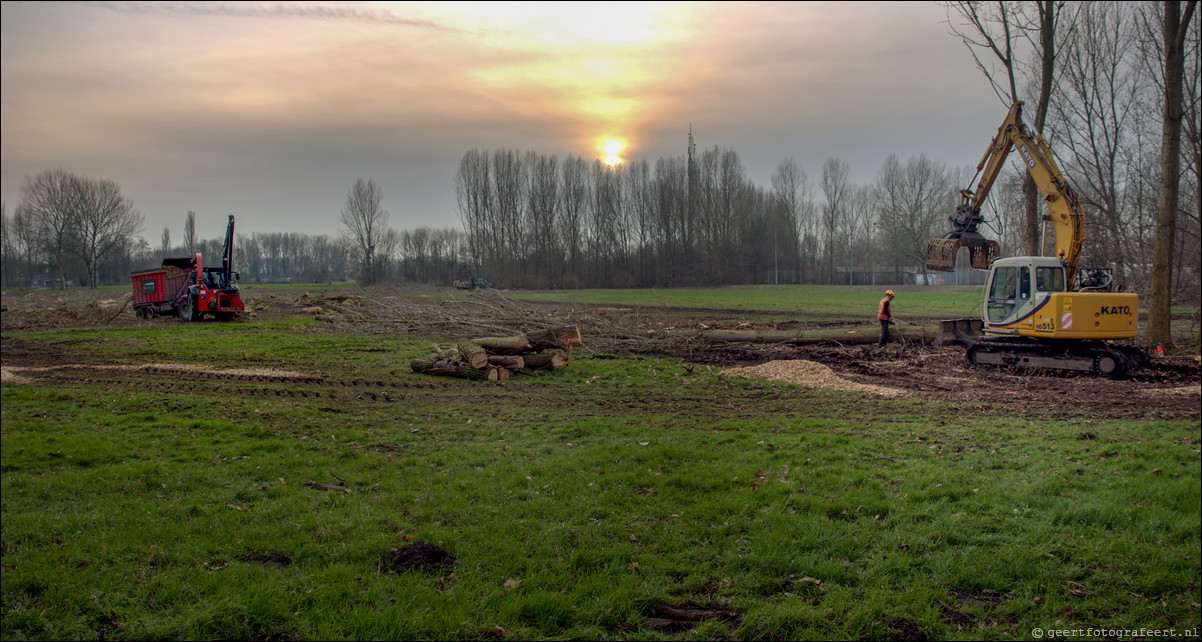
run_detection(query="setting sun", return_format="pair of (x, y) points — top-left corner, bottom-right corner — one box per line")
(601, 138), (625, 166)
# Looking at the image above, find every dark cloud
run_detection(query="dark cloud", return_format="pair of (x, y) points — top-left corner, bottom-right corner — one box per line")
(90, 1), (468, 32)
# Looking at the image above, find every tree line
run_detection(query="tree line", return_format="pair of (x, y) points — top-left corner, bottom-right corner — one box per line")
(454, 147), (977, 289)
(0, 172), (466, 289)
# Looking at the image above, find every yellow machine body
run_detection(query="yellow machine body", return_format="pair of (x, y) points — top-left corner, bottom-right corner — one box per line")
(981, 257), (1138, 340)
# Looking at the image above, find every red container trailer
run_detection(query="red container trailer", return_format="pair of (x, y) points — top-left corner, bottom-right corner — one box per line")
(131, 216), (244, 321)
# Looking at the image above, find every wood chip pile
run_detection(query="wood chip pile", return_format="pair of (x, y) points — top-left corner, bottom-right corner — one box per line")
(410, 326), (581, 381)
(721, 359), (904, 397)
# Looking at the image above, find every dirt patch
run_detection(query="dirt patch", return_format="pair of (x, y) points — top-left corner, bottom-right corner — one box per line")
(876, 617), (930, 641)
(939, 588), (1014, 628)
(721, 359), (904, 397)
(642, 342), (1201, 421)
(236, 552), (293, 568)
(643, 603), (741, 633)
(382, 541), (455, 573)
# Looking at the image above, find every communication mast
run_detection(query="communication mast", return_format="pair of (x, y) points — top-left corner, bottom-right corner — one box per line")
(687, 124), (697, 223)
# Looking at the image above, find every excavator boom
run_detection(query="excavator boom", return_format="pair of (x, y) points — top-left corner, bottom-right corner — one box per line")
(925, 101), (1085, 283)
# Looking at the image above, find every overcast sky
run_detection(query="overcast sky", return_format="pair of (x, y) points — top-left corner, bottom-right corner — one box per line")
(2, 1), (1009, 242)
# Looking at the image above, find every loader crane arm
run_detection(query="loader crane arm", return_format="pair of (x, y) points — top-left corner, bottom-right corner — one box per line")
(221, 214), (235, 288)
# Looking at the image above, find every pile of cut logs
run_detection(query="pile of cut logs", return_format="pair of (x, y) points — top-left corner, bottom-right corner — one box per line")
(409, 326), (582, 381)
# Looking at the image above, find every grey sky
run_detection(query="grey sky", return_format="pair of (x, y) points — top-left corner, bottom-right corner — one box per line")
(2, 1), (1008, 242)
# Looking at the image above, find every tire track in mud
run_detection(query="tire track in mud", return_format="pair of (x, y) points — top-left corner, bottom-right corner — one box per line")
(0, 363), (449, 405)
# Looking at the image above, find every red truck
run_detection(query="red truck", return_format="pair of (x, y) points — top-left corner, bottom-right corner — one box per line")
(131, 215), (245, 321)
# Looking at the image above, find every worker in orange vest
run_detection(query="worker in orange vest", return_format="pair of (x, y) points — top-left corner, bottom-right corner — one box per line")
(877, 290), (895, 348)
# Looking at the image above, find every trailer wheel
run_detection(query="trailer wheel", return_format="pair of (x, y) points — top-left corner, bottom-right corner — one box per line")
(179, 296), (196, 322)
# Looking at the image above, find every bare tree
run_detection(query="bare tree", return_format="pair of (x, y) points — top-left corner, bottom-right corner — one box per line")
(714, 149), (748, 282)
(653, 155), (689, 286)
(70, 175), (143, 288)
(0, 206), (12, 287)
(588, 160), (623, 285)
(771, 159), (810, 281)
(339, 178), (391, 285)
(559, 156), (588, 285)
(1050, 1), (1143, 283)
(842, 185), (874, 285)
(874, 154), (961, 281)
(945, 1), (1074, 256)
(8, 204), (42, 289)
(455, 149), (493, 277)
(821, 157), (851, 284)
(492, 149), (528, 283)
(526, 152), (560, 285)
(20, 169), (81, 289)
(1146, 0), (1198, 348)
(628, 159), (656, 285)
(183, 211), (196, 254)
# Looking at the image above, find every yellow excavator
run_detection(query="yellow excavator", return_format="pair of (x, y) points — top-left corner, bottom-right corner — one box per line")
(926, 101), (1148, 377)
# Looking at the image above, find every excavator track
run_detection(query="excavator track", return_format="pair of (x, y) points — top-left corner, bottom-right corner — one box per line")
(965, 338), (1148, 379)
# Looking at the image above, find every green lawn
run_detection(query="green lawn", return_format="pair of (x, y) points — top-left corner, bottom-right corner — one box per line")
(1, 317), (1198, 640)
(511, 285), (986, 319)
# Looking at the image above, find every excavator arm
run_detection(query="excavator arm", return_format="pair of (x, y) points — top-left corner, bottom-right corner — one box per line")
(926, 102), (1086, 285)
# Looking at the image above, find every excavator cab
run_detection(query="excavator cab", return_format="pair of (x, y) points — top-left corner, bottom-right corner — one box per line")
(983, 261), (1067, 325)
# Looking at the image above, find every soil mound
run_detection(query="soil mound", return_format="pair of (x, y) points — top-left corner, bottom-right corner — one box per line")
(382, 541), (455, 573)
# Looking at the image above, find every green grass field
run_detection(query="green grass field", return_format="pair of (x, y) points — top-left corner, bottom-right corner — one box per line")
(513, 285), (986, 320)
(1, 287), (1199, 640)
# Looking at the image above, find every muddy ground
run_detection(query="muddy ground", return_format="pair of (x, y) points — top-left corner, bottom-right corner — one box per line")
(2, 286), (1198, 422)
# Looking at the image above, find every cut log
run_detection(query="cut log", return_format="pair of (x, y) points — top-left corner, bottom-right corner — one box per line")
(524, 328), (567, 351)
(410, 357), (442, 373)
(487, 355), (525, 370)
(523, 352), (568, 370)
(411, 358), (498, 380)
(426, 360), (463, 376)
(522, 326), (583, 352)
(471, 335), (533, 354)
(459, 365), (499, 381)
(495, 366), (511, 381)
(700, 328), (935, 345)
(551, 326), (583, 348)
(456, 338), (489, 369)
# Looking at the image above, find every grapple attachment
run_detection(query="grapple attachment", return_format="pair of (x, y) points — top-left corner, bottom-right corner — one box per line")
(934, 318), (984, 346)
(925, 237), (1000, 272)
